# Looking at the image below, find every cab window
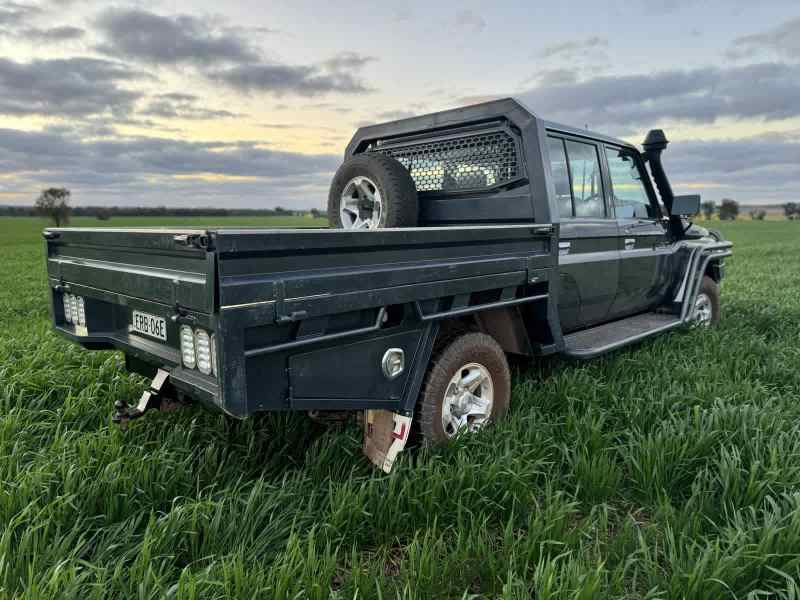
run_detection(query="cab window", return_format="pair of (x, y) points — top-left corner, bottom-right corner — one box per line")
(605, 146), (658, 219)
(564, 140), (605, 218)
(547, 137), (573, 218)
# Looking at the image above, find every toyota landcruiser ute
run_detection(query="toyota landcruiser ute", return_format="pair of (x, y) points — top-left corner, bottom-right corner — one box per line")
(43, 98), (731, 471)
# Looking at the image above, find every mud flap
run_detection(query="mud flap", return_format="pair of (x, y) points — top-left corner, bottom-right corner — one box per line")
(363, 410), (412, 473)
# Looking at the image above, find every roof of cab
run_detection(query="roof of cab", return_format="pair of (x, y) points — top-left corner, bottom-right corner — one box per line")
(542, 119), (637, 151)
(345, 96), (640, 155)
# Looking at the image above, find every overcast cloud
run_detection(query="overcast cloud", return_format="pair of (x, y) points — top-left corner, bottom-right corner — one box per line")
(140, 93), (242, 120)
(517, 62), (800, 130)
(0, 126), (340, 207)
(0, 1), (39, 26)
(0, 2), (798, 207)
(0, 127), (339, 180)
(211, 63), (373, 96)
(730, 16), (800, 59)
(94, 8), (374, 97)
(0, 57), (144, 117)
(19, 25), (84, 42)
(95, 8), (261, 66)
(539, 37), (608, 60)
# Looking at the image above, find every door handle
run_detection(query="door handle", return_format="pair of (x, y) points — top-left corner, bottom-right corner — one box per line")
(558, 241), (571, 255)
(624, 238), (636, 250)
(624, 221), (653, 234)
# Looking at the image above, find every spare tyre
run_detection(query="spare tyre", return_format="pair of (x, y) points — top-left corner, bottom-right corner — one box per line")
(328, 153), (418, 229)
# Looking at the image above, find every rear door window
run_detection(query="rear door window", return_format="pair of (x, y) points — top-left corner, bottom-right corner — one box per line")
(564, 140), (605, 218)
(547, 137), (573, 218)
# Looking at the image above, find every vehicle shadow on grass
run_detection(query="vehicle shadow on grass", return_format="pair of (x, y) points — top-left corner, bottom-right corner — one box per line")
(201, 409), (366, 480)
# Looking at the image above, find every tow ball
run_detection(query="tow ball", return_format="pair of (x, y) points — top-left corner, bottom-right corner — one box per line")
(112, 368), (172, 429)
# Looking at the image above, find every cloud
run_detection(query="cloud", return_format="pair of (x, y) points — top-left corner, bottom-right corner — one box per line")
(664, 132), (800, 202)
(95, 8), (374, 97)
(210, 62), (372, 96)
(539, 36), (608, 59)
(18, 25), (84, 42)
(95, 8), (260, 66)
(0, 57), (145, 117)
(0, 126), (340, 207)
(0, 1), (83, 43)
(452, 9), (486, 33)
(0, 1), (39, 25)
(515, 62), (800, 130)
(375, 110), (416, 121)
(353, 109), (419, 128)
(730, 16), (800, 60)
(457, 94), (504, 106)
(523, 68), (579, 87)
(668, 131), (800, 176)
(139, 93), (242, 120)
(526, 39), (610, 86)
(0, 127), (337, 179)
(211, 51), (375, 97)
(323, 51), (377, 72)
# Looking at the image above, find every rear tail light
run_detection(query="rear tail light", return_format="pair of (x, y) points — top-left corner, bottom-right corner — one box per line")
(62, 293), (86, 326)
(180, 326), (217, 377)
(180, 325), (196, 369)
(77, 296), (86, 326)
(63, 293), (72, 323)
(210, 334), (218, 377)
(194, 329), (212, 375)
(70, 294), (79, 324)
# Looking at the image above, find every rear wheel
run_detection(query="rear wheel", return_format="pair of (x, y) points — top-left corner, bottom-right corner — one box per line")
(328, 154), (418, 229)
(417, 332), (510, 445)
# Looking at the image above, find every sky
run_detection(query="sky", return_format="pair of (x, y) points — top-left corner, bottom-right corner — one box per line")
(0, 0), (798, 209)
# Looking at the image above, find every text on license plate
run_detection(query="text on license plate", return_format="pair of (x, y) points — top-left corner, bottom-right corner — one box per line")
(131, 310), (167, 341)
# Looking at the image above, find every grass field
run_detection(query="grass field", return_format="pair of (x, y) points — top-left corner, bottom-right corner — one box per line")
(2, 216), (800, 599)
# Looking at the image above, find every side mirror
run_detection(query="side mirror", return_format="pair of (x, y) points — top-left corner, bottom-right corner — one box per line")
(671, 194), (701, 217)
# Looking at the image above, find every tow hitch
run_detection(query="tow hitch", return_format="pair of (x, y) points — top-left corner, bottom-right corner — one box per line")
(112, 368), (172, 429)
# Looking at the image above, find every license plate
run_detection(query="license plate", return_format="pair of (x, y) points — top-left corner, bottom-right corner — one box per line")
(130, 310), (167, 341)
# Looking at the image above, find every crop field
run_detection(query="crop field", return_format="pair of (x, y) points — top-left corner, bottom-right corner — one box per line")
(2, 216), (800, 599)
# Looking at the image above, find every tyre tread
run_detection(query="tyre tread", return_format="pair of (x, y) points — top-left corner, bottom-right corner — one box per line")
(416, 332), (510, 445)
(328, 154), (418, 228)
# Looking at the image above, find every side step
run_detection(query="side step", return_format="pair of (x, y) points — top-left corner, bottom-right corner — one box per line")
(563, 312), (683, 359)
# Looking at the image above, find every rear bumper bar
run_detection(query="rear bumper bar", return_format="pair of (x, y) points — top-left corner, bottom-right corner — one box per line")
(53, 325), (221, 411)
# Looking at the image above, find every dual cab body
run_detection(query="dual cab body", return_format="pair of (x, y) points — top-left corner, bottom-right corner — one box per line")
(44, 99), (730, 444)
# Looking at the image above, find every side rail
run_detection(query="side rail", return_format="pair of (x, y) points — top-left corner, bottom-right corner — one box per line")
(675, 241), (733, 322)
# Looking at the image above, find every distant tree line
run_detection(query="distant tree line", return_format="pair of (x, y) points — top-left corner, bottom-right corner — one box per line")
(702, 199), (740, 221)
(701, 199), (800, 221)
(783, 203), (799, 220)
(718, 199), (740, 221)
(1, 200), (322, 220)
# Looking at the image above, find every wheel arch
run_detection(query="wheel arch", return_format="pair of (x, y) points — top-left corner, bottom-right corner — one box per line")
(436, 307), (534, 356)
(705, 258), (724, 283)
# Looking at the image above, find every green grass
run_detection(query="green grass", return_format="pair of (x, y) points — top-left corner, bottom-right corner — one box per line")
(1, 216), (800, 598)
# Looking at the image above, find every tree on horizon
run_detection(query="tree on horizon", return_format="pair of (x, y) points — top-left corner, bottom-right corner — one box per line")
(35, 188), (71, 227)
(718, 198), (740, 221)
